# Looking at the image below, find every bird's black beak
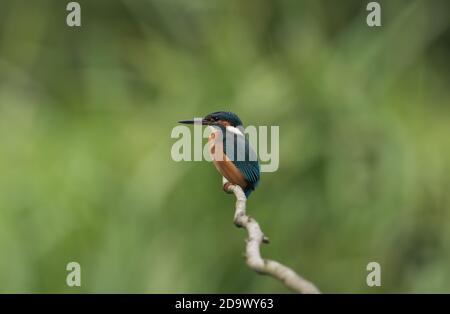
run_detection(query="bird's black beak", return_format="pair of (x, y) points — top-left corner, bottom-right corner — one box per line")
(178, 118), (211, 125)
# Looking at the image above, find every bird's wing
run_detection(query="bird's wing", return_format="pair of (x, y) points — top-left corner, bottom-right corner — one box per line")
(223, 131), (260, 186)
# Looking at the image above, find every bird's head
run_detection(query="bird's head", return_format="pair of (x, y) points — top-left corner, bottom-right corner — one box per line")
(179, 111), (243, 128)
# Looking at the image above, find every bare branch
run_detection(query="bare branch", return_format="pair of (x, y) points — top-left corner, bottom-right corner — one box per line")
(224, 183), (320, 294)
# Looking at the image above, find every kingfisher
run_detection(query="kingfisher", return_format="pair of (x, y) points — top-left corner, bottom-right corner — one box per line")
(179, 111), (260, 197)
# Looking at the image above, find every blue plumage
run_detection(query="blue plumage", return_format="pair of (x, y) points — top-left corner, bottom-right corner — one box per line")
(179, 111), (261, 197)
(221, 127), (260, 197)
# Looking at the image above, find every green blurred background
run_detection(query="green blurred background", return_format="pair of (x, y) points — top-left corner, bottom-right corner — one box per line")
(0, 0), (449, 293)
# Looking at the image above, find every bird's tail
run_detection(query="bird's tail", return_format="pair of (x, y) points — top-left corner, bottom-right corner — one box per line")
(244, 186), (254, 198)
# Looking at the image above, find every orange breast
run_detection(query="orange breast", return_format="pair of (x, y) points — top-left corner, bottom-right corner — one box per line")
(208, 131), (248, 188)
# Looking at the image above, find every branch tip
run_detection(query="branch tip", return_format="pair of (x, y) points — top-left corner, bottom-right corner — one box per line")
(224, 181), (320, 294)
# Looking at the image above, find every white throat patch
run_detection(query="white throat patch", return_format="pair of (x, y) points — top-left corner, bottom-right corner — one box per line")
(226, 126), (244, 136)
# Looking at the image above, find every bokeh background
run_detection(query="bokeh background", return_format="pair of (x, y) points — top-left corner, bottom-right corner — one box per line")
(0, 0), (449, 293)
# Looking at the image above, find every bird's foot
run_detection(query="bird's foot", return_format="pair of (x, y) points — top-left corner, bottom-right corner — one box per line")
(223, 182), (234, 194)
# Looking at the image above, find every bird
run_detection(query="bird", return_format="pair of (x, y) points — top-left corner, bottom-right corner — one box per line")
(179, 111), (260, 197)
